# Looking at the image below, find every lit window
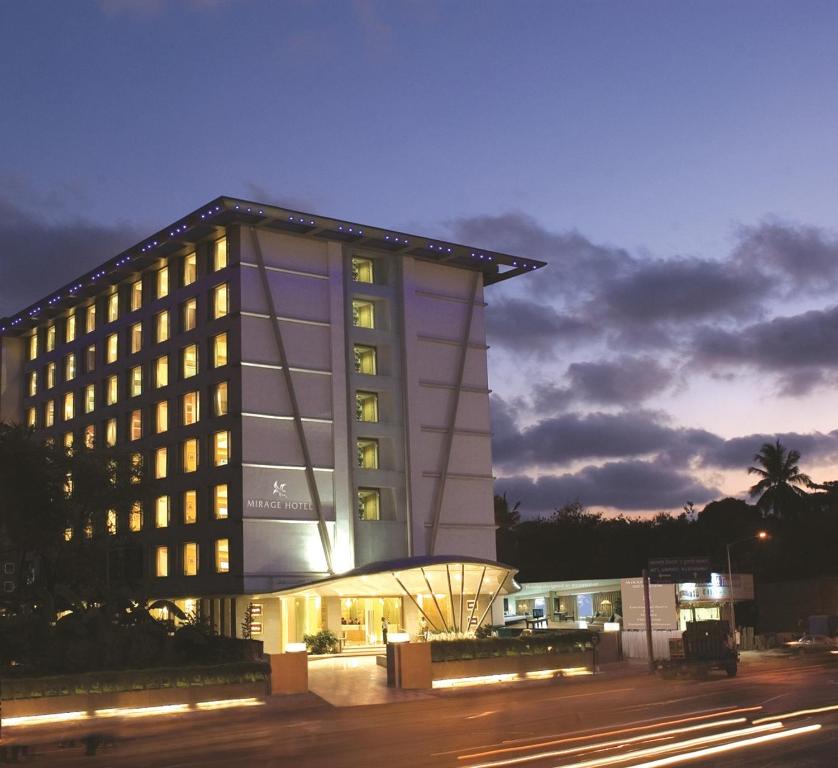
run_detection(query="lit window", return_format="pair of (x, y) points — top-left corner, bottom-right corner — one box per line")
(213, 333), (228, 368)
(183, 252), (197, 285)
(156, 400), (168, 433)
(129, 501), (142, 531)
(155, 355), (169, 388)
(107, 292), (119, 323)
(130, 322), (142, 354)
(155, 496), (170, 528)
(105, 418), (117, 447)
(84, 520), (93, 539)
(65, 353), (76, 382)
(353, 345), (377, 375)
(212, 283), (229, 319)
(182, 391), (199, 425)
(352, 300), (375, 329)
(85, 344), (96, 373)
(130, 409), (142, 441)
(130, 365), (143, 397)
(183, 542), (199, 576)
(358, 488), (380, 520)
(29, 333), (38, 360)
(212, 431), (230, 466)
(46, 362), (56, 389)
(182, 298), (197, 332)
(65, 471), (73, 496)
(155, 310), (169, 343)
(64, 527), (73, 542)
(65, 313), (76, 343)
(154, 447), (168, 479)
(106, 509), (117, 535)
(183, 438), (199, 473)
(214, 237), (227, 271)
(84, 424), (95, 448)
(155, 545), (168, 577)
(27, 370), (37, 396)
(106, 374), (118, 405)
(63, 392), (75, 421)
(44, 401), (55, 428)
(131, 279), (142, 311)
(213, 381), (228, 416)
(130, 453), (142, 483)
(355, 392), (378, 421)
(215, 538), (229, 573)
(184, 490), (197, 524)
(357, 438), (379, 469)
(352, 257), (375, 284)
(106, 333), (118, 364)
(46, 324), (56, 352)
(214, 484), (228, 519)
(84, 384), (95, 413)
(85, 304), (96, 334)
(63, 431), (74, 448)
(182, 344), (198, 378)
(157, 265), (169, 299)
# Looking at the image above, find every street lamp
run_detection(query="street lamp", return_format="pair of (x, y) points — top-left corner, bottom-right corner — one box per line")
(726, 531), (769, 649)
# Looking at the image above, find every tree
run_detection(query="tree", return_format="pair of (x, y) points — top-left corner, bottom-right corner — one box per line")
(494, 493), (521, 532)
(747, 440), (812, 518)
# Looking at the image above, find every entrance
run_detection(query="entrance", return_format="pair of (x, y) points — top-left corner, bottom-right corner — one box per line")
(340, 597), (403, 646)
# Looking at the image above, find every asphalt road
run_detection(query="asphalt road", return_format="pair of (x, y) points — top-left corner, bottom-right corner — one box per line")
(3, 652), (837, 767)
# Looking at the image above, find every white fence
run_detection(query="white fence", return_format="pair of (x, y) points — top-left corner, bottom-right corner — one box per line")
(621, 630), (682, 661)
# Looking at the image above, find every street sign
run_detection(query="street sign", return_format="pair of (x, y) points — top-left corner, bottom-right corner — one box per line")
(648, 557), (711, 584)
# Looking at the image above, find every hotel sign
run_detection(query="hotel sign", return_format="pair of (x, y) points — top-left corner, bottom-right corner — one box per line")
(245, 479), (314, 512)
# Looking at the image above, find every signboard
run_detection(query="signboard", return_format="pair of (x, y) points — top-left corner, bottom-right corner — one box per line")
(677, 573), (755, 603)
(648, 557), (711, 585)
(621, 578), (679, 630)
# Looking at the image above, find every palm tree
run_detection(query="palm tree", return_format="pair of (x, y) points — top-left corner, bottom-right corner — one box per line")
(747, 440), (812, 518)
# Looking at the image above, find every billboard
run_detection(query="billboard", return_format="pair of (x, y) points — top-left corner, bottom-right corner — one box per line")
(621, 578), (679, 630)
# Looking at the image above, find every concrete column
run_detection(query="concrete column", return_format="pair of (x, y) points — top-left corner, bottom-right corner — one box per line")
(325, 596), (342, 638)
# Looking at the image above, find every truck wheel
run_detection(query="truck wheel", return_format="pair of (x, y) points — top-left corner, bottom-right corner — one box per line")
(726, 663), (737, 677)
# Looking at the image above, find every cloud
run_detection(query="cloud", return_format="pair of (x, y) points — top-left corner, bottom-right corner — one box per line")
(486, 298), (598, 354)
(97, 0), (230, 14)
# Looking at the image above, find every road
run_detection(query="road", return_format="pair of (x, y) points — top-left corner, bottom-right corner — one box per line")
(2, 652), (837, 766)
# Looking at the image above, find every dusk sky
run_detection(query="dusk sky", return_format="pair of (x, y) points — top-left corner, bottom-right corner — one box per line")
(4, 0), (838, 517)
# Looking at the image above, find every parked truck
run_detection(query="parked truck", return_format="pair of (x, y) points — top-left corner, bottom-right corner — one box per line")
(659, 620), (738, 679)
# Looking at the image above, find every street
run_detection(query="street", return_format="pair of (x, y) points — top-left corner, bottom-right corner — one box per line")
(3, 653), (837, 767)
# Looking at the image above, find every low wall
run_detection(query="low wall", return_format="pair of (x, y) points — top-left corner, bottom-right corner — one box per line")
(431, 650), (593, 681)
(621, 630), (681, 661)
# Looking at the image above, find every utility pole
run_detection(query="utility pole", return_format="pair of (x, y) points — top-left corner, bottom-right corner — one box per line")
(642, 569), (655, 672)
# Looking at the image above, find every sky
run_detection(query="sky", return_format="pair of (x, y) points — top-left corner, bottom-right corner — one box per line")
(3, 0), (838, 517)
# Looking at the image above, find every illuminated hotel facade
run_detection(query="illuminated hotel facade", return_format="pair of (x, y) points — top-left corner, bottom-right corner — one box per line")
(0, 197), (544, 652)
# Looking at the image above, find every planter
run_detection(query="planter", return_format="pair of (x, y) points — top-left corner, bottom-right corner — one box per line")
(431, 650), (593, 681)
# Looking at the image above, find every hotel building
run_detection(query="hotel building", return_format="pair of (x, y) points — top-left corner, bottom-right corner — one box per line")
(0, 197), (544, 652)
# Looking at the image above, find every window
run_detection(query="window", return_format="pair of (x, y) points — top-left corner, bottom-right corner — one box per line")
(157, 265), (169, 299)
(214, 237), (227, 271)
(154, 447), (168, 479)
(64, 432), (74, 448)
(130, 409), (142, 441)
(213, 381), (228, 417)
(155, 546), (168, 577)
(353, 345), (377, 375)
(106, 509), (117, 535)
(155, 355), (169, 388)
(46, 362), (56, 389)
(130, 322), (142, 354)
(130, 452), (142, 482)
(355, 391), (378, 421)
(212, 283), (229, 319)
(182, 391), (199, 425)
(358, 488), (380, 520)
(130, 365), (143, 397)
(105, 418), (117, 447)
(183, 542), (199, 576)
(63, 392), (75, 421)
(106, 333), (118, 364)
(129, 501), (142, 532)
(357, 438), (379, 469)
(155, 400), (168, 433)
(183, 252), (197, 285)
(184, 490), (197, 524)
(214, 484), (228, 519)
(84, 424), (95, 448)
(155, 496), (170, 527)
(182, 297), (197, 332)
(29, 333), (38, 361)
(182, 344), (198, 378)
(65, 353), (76, 382)
(107, 292), (119, 323)
(352, 257), (375, 284)
(183, 438), (199, 473)
(65, 313), (76, 343)
(131, 279), (143, 311)
(44, 400), (55, 428)
(85, 304), (96, 334)
(85, 344), (96, 373)
(155, 310), (169, 343)
(212, 333), (228, 368)
(212, 431), (230, 466)
(84, 384), (95, 413)
(27, 371), (37, 396)
(215, 539), (229, 573)
(352, 300), (375, 329)
(46, 324), (56, 352)
(106, 374), (118, 405)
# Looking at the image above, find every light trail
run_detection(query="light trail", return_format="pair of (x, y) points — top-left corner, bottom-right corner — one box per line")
(753, 703), (838, 724)
(1, 711), (88, 728)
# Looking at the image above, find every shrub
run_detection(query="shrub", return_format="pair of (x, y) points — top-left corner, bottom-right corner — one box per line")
(303, 629), (339, 655)
(430, 630), (595, 663)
